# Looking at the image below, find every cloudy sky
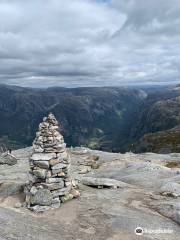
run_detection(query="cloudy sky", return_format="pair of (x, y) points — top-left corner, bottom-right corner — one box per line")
(0, 0), (180, 87)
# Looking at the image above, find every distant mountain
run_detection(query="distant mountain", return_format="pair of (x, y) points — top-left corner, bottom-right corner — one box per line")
(0, 84), (179, 153)
(0, 85), (146, 152)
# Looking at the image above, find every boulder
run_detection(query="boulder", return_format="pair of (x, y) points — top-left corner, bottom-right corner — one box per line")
(51, 186), (71, 197)
(0, 154), (17, 166)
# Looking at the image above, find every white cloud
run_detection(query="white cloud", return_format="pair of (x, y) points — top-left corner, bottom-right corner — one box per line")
(0, 0), (180, 87)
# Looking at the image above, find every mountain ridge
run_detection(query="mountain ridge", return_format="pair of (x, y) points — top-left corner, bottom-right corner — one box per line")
(0, 84), (179, 153)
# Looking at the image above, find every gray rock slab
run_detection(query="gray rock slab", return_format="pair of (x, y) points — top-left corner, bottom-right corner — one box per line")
(0, 154), (17, 166)
(81, 177), (132, 188)
(31, 153), (56, 161)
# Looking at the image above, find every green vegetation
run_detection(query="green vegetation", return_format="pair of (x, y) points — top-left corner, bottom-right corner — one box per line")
(133, 128), (180, 153)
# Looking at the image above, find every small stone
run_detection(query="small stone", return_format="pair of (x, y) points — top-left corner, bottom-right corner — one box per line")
(91, 155), (100, 161)
(91, 162), (100, 169)
(52, 163), (67, 170)
(33, 169), (47, 179)
(79, 166), (91, 174)
(14, 202), (22, 208)
(61, 194), (73, 203)
(49, 159), (60, 166)
(70, 189), (80, 198)
(57, 172), (65, 177)
(33, 146), (44, 153)
(52, 197), (60, 204)
(51, 202), (61, 208)
(26, 195), (31, 204)
(30, 186), (38, 195)
(51, 186), (71, 197)
(49, 126), (59, 130)
(33, 161), (49, 169)
(31, 153), (56, 161)
(57, 152), (68, 159)
(52, 168), (67, 175)
(40, 181), (64, 191)
(46, 171), (52, 178)
(30, 205), (51, 212)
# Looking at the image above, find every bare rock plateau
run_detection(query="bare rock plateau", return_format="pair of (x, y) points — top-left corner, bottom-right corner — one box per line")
(0, 147), (180, 240)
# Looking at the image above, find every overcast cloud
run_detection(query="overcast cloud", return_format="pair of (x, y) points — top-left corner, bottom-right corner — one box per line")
(0, 0), (180, 87)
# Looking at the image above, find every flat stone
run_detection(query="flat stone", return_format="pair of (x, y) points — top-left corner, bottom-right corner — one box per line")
(46, 178), (64, 184)
(52, 168), (67, 175)
(49, 126), (59, 130)
(44, 143), (57, 148)
(40, 181), (64, 190)
(52, 163), (67, 170)
(33, 169), (47, 179)
(33, 161), (49, 169)
(30, 189), (53, 206)
(51, 186), (71, 198)
(49, 159), (60, 166)
(65, 181), (71, 187)
(33, 145), (44, 153)
(57, 152), (68, 159)
(81, 177), (132, 188)
(31, 153), (56, 161)
(29, 205), (51, 212)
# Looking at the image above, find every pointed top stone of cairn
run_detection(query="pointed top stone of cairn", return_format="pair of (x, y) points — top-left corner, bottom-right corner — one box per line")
(25, 113), (78, 212)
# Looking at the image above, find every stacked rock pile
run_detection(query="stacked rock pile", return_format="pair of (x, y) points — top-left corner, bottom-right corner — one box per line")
(25, 113), (78, 212)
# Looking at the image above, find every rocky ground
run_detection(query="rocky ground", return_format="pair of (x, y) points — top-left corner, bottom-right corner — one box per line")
(0, 147), (180, 240)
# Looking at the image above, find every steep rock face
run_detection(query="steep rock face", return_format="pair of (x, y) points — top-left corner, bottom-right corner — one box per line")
(133, 97), (180, 135)
(133, 126), (180, 153)
(129, 86), (180, 153)
(132, 86), (180, 136)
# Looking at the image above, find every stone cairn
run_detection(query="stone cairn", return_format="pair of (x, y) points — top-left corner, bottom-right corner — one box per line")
(25, 113), (79, 212)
